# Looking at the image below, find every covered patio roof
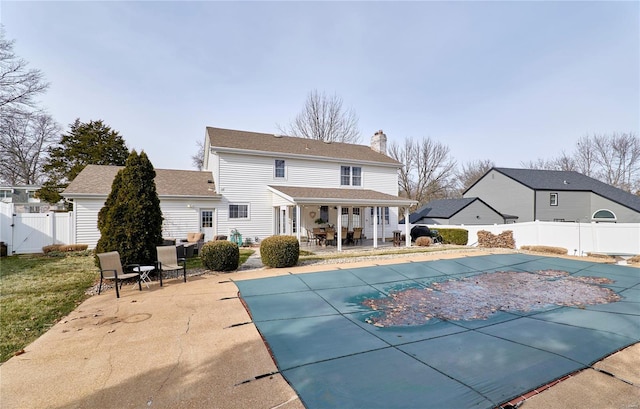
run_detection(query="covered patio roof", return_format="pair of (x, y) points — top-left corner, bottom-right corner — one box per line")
(268, 185), (417, 251)
(267, 186), (417, 207)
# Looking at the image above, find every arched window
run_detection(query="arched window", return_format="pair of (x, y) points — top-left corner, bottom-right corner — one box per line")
(592, 209), (616, 222)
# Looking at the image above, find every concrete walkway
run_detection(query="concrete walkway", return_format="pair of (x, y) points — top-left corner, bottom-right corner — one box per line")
(0, 250), (638, 409)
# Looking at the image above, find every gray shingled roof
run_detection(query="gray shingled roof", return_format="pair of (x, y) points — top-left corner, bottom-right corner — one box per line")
(63, 165), (219, 198)
(403, 198), (486, 223)
(490, 168), (640, 212)
(269, 186), (416, 206)
(206, 127), (401, 166)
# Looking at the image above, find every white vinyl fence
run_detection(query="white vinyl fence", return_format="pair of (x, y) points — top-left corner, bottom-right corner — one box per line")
(430, 221), (640, 257)
(0, 202), (74, 255)
(2, 200), (638, 257)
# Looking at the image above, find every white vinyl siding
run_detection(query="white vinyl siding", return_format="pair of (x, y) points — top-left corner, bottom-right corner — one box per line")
(72, 197), (217, 248)
(216, 152), (400, 240)
(74, 199), (104, 248)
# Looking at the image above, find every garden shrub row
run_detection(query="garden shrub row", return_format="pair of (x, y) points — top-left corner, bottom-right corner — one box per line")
(42, 244), (89, 254)
(520, 245), (568, 255)
(437, 228), (468, 245)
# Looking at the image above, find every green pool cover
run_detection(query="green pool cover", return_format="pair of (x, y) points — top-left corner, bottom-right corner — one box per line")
(236, 254), (640, 408)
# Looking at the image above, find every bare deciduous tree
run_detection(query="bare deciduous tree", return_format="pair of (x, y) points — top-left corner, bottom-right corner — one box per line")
(520, 133), (640, 193)
(591, 132), (640, 191)
(0, 28), (58, 185)
(279, 90), (361, 143)
(0, 27), (48, 110)
(389, 136), (457, 208)
(191, 140), (204, 170)
(456, 159), (495, 193)
(0, 108), (59, 184)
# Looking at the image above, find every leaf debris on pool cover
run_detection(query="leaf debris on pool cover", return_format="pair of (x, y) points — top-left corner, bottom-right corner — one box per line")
(362, 270), (621, 326)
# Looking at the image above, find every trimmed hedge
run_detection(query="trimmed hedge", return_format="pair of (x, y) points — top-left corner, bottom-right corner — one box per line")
(437, 228), (468, 245)
(42, 244), (89, 254)
(201, 240), (239, 271)
(260, 236), (299, 268)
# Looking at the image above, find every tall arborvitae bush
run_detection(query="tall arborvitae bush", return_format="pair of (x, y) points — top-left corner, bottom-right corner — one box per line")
(95, 150), (163, 266)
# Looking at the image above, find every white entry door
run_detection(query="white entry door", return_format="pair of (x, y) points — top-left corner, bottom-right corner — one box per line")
(200, 209), (214, 241)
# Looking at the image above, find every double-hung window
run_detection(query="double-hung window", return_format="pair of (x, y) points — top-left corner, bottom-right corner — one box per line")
(550, 193), (558, 206)
(274, 160), (285, 178)
(340, 166), (362, 186)
(229, 204), (249, 219)
(370, 207), (390, 224)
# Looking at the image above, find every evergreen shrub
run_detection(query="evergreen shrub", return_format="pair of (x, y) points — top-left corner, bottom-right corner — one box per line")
(438, 228), (468, 245)
(201, 240), (239, 271)
(95, 151), (164, 266)
(260, 236), (299, 268)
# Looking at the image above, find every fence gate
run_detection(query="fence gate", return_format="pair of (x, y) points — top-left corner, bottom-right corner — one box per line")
(0, 203), (74, 255)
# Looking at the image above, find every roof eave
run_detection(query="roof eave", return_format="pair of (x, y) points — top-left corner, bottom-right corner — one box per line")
(211, 146), (401, 168)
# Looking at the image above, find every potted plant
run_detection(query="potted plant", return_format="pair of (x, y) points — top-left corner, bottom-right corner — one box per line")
(314, 217), (326, 226)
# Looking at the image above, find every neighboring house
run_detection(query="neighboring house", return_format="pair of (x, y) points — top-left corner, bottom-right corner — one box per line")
(63, 127), (416, 249)
(403, 197), (515, 225)
(463, 167), (640, 223)
(63, 166), (220, 248)
(0, 185), (57, 213)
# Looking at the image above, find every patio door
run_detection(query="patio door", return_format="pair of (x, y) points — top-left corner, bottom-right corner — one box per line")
(200, 209), (214, 241)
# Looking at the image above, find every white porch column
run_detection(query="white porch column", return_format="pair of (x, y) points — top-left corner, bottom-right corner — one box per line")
(296, 205), (301, 242)
(336, 205), (342, 252)
(373, 206), (378, 248)
(404, 207), (411, 247)
(381, 207), (385, 244)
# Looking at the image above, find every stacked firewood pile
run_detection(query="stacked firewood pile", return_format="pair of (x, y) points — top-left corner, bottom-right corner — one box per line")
(477, 230), (515, 249)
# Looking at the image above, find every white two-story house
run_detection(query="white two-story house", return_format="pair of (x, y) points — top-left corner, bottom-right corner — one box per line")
(204, 127), (416, 249)
(63, 127), (416, 250)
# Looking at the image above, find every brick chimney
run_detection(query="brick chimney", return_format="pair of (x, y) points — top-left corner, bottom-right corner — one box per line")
(371, 130), (387, 154)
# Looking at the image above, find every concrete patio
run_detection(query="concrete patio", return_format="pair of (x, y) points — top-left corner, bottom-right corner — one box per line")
(0, 249), (638, 409)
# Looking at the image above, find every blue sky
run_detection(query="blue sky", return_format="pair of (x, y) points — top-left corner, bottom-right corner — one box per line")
(2, 1), (638, 171)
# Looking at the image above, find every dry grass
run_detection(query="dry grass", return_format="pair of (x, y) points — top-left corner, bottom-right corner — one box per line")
(626, 255), (640, 264)
(520, 245), (568, 255)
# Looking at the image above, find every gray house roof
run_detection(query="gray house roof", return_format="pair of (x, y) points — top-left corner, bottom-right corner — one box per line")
(63, 165), (220, 198)
(466, 167), (640, 212)
(401, 197), (505, 224)
(206, 127), (401, 166)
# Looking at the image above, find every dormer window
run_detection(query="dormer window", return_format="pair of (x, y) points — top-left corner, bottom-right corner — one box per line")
(274, 160), (285, 178)
(341, 166), (362, 186)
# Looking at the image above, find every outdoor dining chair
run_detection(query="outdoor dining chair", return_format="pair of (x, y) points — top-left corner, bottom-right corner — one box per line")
(97, 251), (142, 298)
(325, 229), (336, 246)
(156, 245), (187, 286)
(352, 228), (363, 245)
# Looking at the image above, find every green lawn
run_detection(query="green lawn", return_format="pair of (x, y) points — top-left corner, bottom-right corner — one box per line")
(0, 249), (256, 363)
(0, 252), (98, 363)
